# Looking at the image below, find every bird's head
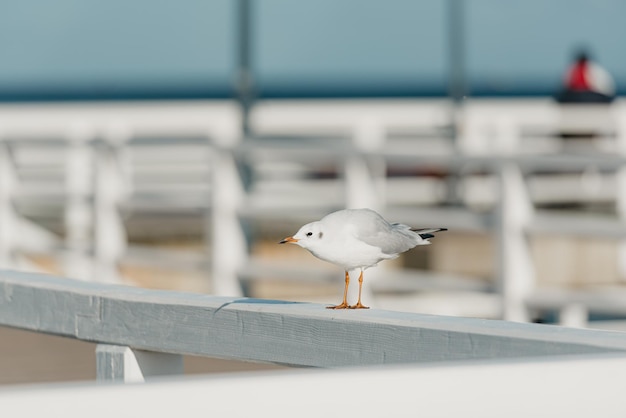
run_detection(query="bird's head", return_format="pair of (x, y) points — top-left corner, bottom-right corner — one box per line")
(279, 221), (325, 250)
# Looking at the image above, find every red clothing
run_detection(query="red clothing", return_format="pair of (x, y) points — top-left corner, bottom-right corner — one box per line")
(566, 60), (590, 91)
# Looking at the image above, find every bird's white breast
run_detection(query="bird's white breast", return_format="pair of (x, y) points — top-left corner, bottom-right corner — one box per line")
(307, 231), (394, 271)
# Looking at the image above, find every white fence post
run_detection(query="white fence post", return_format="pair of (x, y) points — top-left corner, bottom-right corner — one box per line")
(496, 160), (535, 322)
(64, 124), (95, 280)
(559, 303), (589, 328)
(344, 119), (386, 210)
(0, 137), (17, 268)
(93, 127), (128, 284)
(96, 344), (183, 383)
(210, 128), (245, 296)
(614, 109), (626, 283)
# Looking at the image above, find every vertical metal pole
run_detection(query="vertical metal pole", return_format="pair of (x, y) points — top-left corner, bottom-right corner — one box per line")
(230, 0), (254, 296)
(445, 0), (466, 204)
(447, 0), (466, 106)
(235, 0), (254, 185)
(236, 0), (254, 137)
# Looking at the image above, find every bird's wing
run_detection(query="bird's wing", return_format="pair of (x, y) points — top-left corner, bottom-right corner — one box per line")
(353, 218), (418, 256)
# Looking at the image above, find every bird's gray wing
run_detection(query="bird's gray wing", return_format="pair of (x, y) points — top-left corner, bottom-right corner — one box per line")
(353, 217), (418, 255)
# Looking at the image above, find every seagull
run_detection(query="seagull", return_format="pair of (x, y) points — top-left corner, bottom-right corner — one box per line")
(280, 208), (447, 309)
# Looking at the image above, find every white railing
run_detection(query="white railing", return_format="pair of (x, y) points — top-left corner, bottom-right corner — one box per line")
(3, 354), (626, 417)
(2, 270), (626, 374)
(2, 269), (626, 417)
(1, 99), (626, 327)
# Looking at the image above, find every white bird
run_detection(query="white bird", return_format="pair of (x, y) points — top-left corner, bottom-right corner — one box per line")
(280, 208), (447, 309)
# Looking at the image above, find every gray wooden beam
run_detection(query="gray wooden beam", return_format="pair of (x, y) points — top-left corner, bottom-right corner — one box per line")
(2, 269), (626, 368)
(96, 344), (183, 382)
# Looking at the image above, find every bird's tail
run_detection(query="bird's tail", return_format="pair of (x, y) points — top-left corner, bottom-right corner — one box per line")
(411, 227), (447, 240)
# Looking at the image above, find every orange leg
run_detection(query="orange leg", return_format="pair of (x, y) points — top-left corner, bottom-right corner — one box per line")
(349, 270), (369, 309)
(327, 271), (350, 309)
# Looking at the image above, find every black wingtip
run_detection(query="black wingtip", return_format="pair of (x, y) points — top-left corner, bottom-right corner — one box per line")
(416, 227), (447, 240)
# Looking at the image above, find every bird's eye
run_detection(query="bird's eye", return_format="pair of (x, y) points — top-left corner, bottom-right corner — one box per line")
(306, 232), (313, 237)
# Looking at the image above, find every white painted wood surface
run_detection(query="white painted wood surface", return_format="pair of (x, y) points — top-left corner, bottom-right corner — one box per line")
(3, 270), (626, 370)
(96, 344), (183, 383)
(1, 353), (626, 417)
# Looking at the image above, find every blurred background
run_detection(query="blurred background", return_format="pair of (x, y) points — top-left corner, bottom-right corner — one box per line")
(2, 0), (625, 99)
(1, 0), (626, 384)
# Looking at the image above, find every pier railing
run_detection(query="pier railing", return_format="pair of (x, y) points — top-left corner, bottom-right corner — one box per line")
(3, 353), (626, 417)
(2, 269), (626, 417)
(3, 269), (626, 382)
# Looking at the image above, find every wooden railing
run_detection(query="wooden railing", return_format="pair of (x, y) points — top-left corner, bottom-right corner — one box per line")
(3, 269), (626, 418)
(3, 352), (626, 417)
(3, 269), (626, 381)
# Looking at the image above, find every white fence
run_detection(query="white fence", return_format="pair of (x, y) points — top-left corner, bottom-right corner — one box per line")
(1, 99), (626, 326)
(2, 269), (626, 417)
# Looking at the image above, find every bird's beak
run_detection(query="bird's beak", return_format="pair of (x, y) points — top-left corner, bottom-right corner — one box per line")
(279, 236), (298, 244)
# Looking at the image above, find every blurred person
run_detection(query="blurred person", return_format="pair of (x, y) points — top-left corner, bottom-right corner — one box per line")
(556, 49), (616, 103)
